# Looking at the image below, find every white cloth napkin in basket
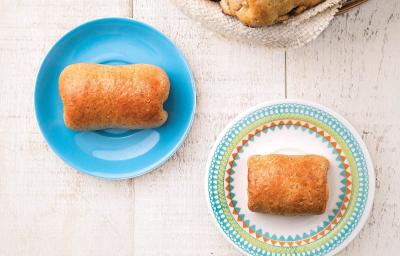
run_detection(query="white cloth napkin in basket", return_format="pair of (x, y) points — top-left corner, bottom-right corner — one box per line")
(170, 0), (343, 48)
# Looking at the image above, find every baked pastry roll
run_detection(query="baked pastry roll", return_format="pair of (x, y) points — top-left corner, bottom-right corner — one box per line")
(59, 63), (170, 131)
(248, 154), (329, 215)
(220, 0), (324, 27)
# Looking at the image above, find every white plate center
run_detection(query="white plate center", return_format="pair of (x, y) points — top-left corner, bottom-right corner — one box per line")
(229, 126), (343, 237)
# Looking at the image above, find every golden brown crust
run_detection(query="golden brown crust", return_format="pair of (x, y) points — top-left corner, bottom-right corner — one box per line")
(248, 154), (329, 215)
(220, 0), (324, 27)
(59, 63), (170, 131)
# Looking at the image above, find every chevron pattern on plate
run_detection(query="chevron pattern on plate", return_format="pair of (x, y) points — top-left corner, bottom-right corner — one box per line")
(224, 120), (352, 246)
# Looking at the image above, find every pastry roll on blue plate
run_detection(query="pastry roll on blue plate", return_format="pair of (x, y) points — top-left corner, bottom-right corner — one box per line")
(59, 63), (170, 131)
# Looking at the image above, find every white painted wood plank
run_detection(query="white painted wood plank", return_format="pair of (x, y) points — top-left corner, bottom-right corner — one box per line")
(131, 1), (285, 255)
(3, 0), (396, 255)
(286, 0), (400, 255)
(0, 1), (134, 256)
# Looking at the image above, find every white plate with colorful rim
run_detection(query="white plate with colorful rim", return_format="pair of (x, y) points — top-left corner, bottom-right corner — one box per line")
(205, 100), (374, 256)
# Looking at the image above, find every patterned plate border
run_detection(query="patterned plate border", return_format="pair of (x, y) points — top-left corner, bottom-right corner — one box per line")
(224, 120), (352, 246)
(205, 100), (375, 256)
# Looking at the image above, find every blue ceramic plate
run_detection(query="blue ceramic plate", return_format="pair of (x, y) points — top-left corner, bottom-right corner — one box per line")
(35, 18), (196, 179)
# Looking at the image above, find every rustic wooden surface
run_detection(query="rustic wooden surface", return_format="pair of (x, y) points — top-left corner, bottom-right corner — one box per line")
(0, 0), (398, 255)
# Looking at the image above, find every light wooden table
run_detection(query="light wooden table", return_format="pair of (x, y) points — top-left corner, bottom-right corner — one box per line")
(0, 0), (399, 255)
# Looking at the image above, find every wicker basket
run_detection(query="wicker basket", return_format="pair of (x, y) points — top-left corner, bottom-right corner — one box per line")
(170, 0), (366, 48)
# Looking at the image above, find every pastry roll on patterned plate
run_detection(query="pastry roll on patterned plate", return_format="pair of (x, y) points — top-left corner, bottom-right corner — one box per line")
(59, 63), (170, 131)
(248, 154), (329, 215)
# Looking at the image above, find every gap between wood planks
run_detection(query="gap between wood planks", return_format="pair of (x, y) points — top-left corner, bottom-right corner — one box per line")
(129, 0), (133, 18)
(284, 51), (288, 99)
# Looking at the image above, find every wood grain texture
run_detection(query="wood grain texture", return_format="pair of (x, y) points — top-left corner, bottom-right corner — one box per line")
(286, 0), (400, 255)
(1, 0), (398, 255)
(0, 1), (134, 256)
(131, 1), (285, 255)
